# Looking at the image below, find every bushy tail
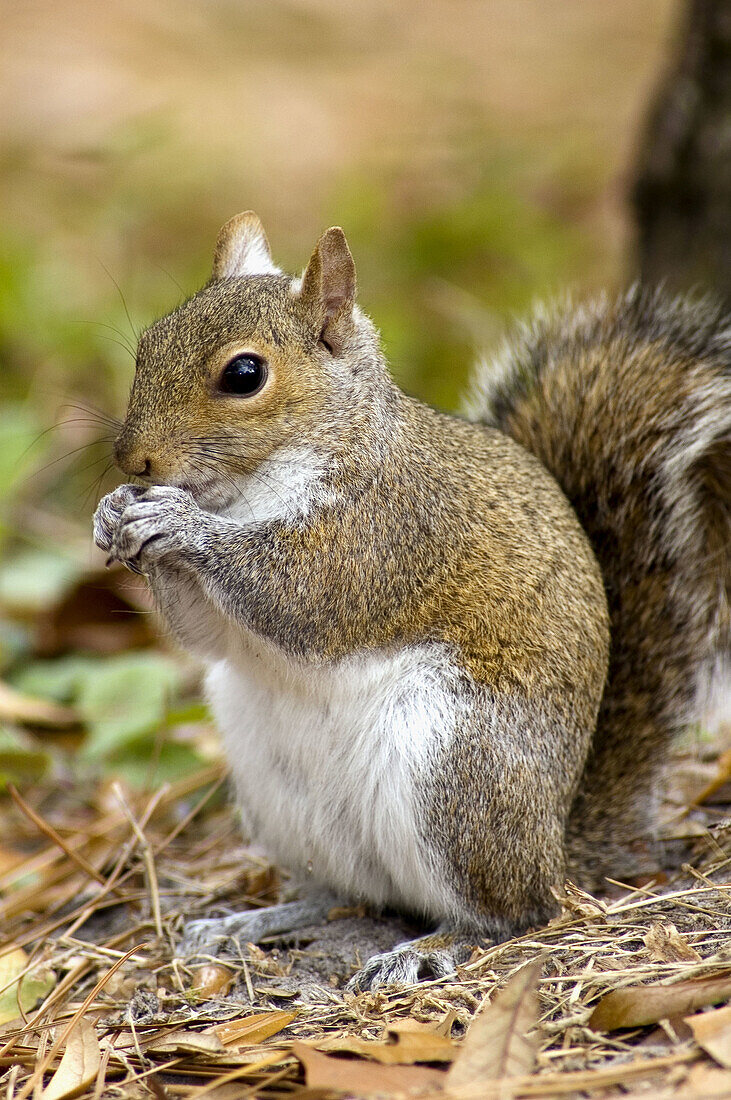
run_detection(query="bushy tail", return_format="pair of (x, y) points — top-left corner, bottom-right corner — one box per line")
(472, 287), (731, 884)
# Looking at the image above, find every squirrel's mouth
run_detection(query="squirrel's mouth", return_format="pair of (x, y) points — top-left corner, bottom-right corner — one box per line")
(172, 476), (241, 515)
(161, 476), (222, 513)
(161, 463), (261, 516)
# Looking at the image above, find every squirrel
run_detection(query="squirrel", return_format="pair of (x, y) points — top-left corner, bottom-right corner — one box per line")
(93, 212), (731, 989)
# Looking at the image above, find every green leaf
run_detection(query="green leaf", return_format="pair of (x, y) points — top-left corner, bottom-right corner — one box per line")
(165, 701), (210, 726)
(0, 947), (56, 1026)
(78, 653), (181, 760)
(0, 548), (82, 615)
(111, 739), (207, 789)
(0, 406), (45, 516)
(12, 653), (190, 771)
(0, 617), (31, 673)
(0, 724), (50, 784)
(11, 655), (98, 704)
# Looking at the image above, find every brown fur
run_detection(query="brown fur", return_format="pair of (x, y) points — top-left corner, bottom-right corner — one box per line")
(476, 289), (731, 885)
(111, 223), (729, 942)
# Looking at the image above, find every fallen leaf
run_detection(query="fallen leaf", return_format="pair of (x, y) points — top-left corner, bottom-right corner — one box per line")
(692, 747), (731, 806)
(242, 864), (279, 900)
(0, 946), (56, 1026)
(145, 1029), (224, 1056)
(680, 1059), (731, 1097)
(0, 725), (51, 783)
(191, 963), (234, 998)
(35, 567), (154, 657)
(315, 1024), (456, 1064)
(0, 680), (79, 728)
(42, 1018), (100, 1100)
(326, 904), (367, 920)
(292, 1041), (444, 1095)
(215, 1010), (298, 1047)
(551, 881), (607, 922)
(446, 959), (542, 1089)
(644, 922), (702, 963)
(390, 1018), (450, 1034)
(435, 1009), (459, 1037)
(636, 1014), (693, 1049)
(686, 1002), (731, 1068)
(78, 652), (181, 760)
(590, 975), (731, 1031)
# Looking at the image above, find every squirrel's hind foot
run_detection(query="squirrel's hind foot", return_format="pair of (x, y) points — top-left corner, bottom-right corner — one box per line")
(178, 893), (340, 960)
(346, 932), (474, 992)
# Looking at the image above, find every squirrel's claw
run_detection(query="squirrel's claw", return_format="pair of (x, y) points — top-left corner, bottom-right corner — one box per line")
(178, 912), (274, 959)
(93, 484), (145, 554)
(178, 895), (342, 961)
(346, 940), (457, 993)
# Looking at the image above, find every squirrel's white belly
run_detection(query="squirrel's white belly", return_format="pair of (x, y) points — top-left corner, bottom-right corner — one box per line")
(204, 640), (463, 918)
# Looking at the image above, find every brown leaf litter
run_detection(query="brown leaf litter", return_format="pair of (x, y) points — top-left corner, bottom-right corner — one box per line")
(1, 747), (731, 1098)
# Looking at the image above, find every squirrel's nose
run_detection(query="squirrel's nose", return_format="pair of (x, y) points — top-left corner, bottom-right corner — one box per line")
(114, 436), (153, 479)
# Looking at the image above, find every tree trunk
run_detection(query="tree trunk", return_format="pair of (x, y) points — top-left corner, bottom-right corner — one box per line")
(632, 0), (731, 302)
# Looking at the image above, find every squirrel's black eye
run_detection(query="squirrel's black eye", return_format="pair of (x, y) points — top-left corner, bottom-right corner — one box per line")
(219, 354), (268, 397)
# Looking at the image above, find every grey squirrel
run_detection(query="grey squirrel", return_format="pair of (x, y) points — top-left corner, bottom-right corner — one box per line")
(93, 212), (730, 989)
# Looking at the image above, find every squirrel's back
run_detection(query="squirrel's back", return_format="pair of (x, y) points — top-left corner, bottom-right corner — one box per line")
(472, 286), (731, 882)
(99, 214), (731, 981)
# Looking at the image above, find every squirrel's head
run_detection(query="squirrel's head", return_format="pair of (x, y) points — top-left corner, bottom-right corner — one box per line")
(114, 212), (387, 511)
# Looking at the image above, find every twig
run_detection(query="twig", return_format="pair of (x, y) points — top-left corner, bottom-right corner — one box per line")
(112, 782), (164, 938)
(16, 942), (147, 1100)
(8, 784), (109, 888)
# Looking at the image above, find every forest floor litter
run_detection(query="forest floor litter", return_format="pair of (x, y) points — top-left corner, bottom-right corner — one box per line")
(1, 737), (731, 1098)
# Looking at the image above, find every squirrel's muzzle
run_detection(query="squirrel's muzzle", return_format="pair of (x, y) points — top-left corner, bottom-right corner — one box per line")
(114, 431), (154, 479)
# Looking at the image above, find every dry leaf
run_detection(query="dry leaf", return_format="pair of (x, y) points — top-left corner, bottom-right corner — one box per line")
(590, 975), (731, 1031)
(636, 1015), (693, 1050)
(191, 963), (234, 998)
(680, 1059), (731, 1097)
(0, 946), (56, 1026)
(315, 1024), (456, 1065)
(241, 864), (279, 900)
(686, 1003), (731, 1069)
(692, 747), (731, 807)
(292, 1041), (445, 1095)
(551, 881), (607, 922)
(326, 903), (367, 920)
(145, 1029), (224, 1056)
(215, 1010), (298, 1047)
(0, 680), (79, 728)
(644, 922), (702, 963)
(42, 1018), (100, 1100)
(35, 567), (154, 657)
(446, 959), (542, 1089)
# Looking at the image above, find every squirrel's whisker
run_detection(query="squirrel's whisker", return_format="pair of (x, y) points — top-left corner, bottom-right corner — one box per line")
(27, 438), (115, 481)
(92, 212), (731, 992)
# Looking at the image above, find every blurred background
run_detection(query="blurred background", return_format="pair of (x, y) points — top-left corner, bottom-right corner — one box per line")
(0, 0), (727, 786)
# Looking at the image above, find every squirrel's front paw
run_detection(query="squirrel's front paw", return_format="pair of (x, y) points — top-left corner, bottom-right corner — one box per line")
(107, 485), (202, 572)
(93, 484), (145, 554)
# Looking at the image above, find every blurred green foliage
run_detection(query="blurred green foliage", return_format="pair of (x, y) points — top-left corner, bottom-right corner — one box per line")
(6, 653), (206, 789)
(0, 0), (671, 784)
(0, 130), (614, 786)
(0, 148), (596, 523)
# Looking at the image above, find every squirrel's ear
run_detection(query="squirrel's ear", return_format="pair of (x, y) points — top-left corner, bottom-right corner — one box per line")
(212, 211), (280, 279)
(298, 227), (356, 355)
